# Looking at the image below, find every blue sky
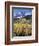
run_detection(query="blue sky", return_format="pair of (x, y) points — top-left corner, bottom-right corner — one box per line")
(12, 8), (32, 18)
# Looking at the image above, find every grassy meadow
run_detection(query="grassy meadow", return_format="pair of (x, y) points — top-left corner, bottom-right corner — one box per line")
(13, 18), (32, 36)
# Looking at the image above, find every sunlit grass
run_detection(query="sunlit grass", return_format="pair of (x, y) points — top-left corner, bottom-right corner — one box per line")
(13, 23), (32, 36)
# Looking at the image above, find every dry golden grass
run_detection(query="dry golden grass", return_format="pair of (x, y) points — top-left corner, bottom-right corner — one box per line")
(13, 23), (32, 36)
